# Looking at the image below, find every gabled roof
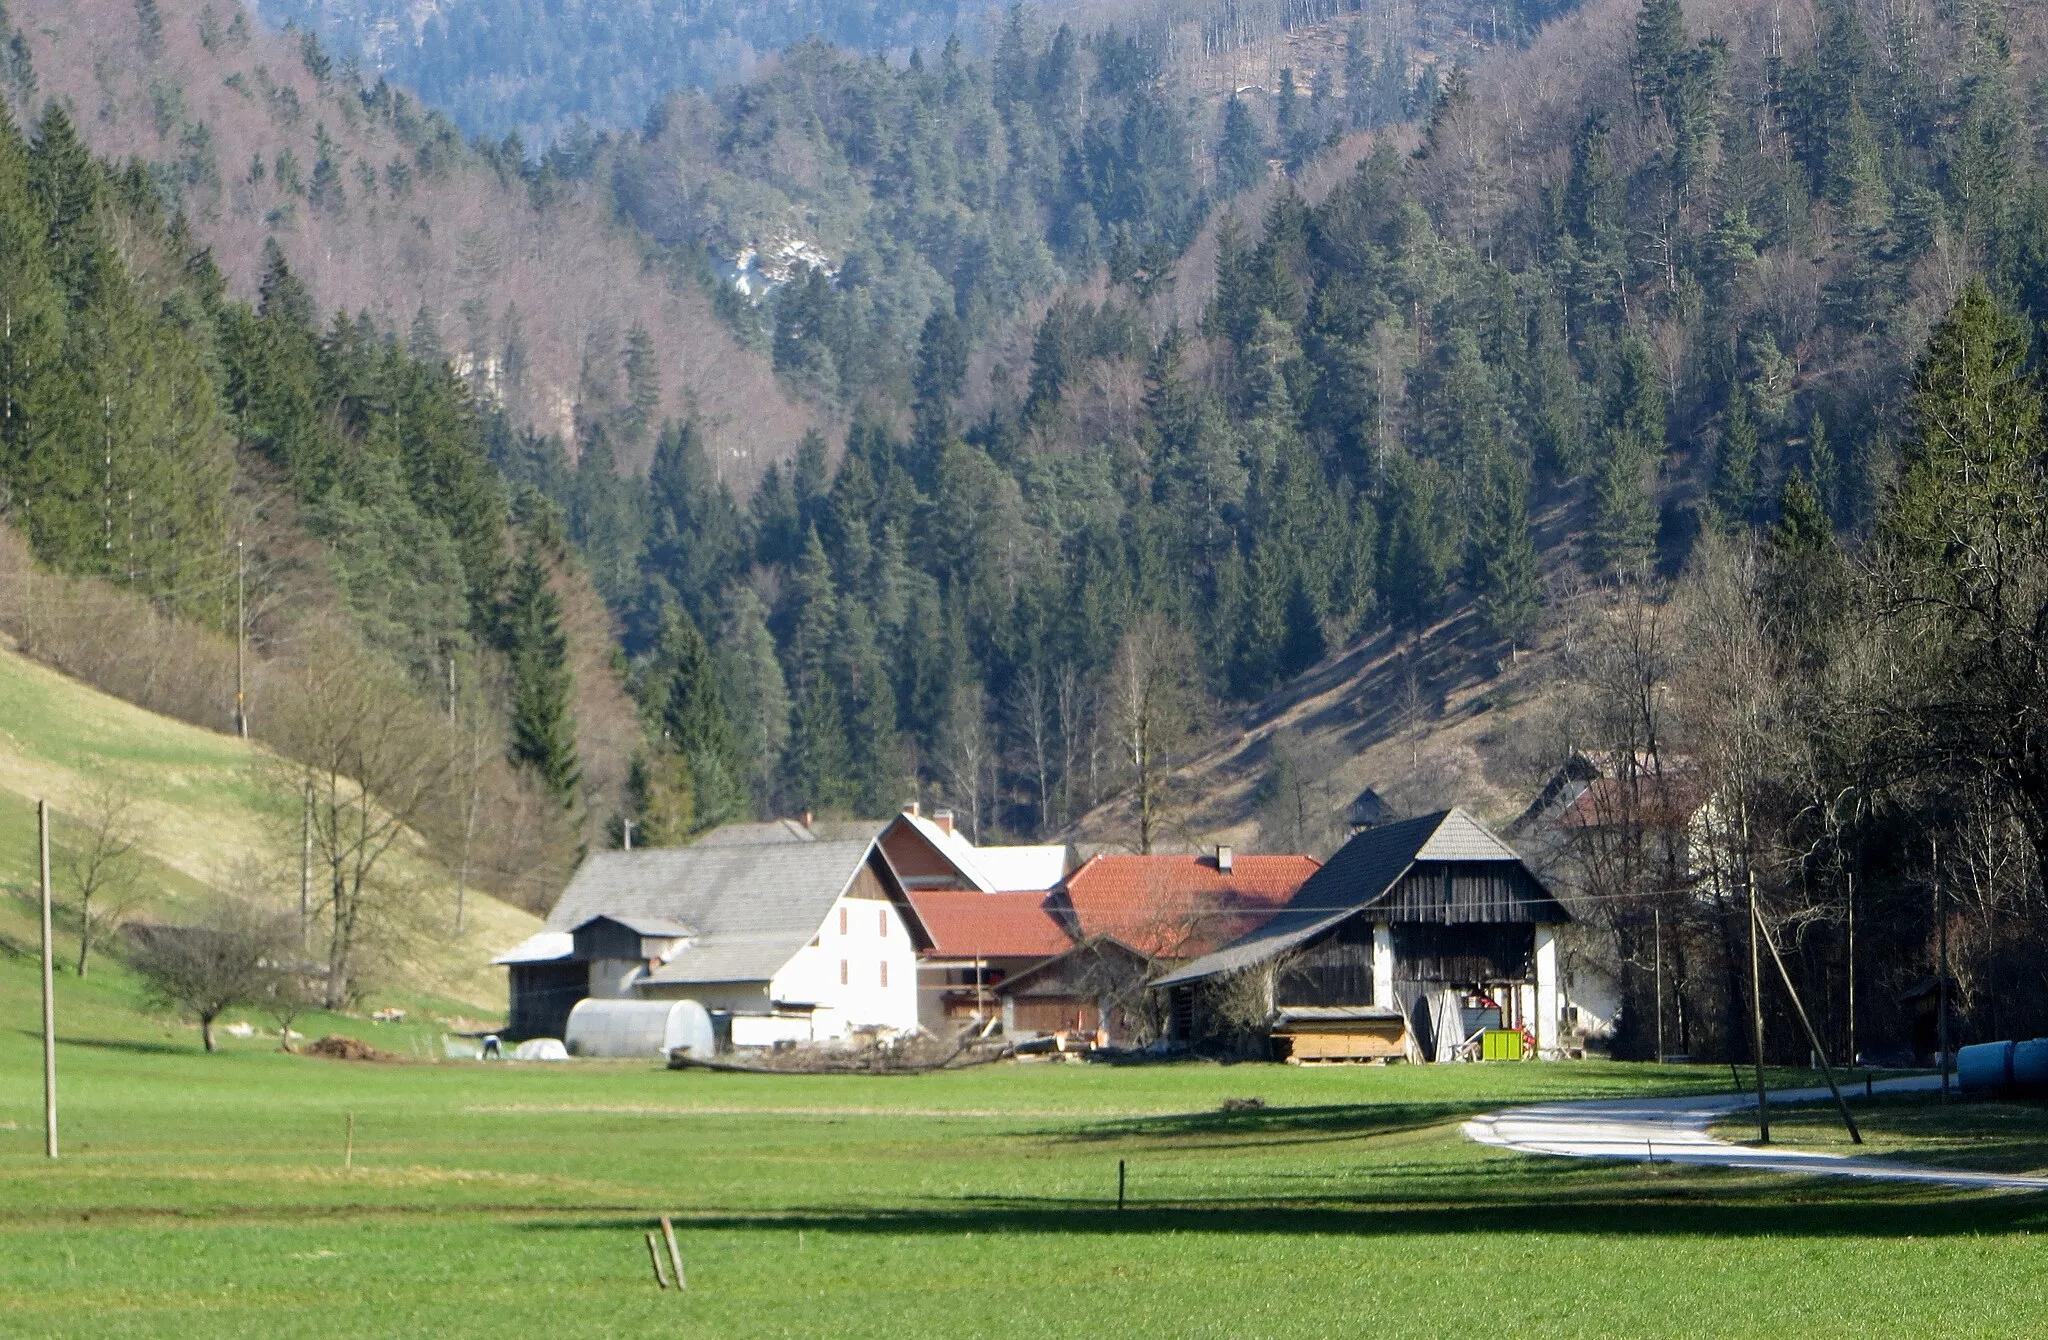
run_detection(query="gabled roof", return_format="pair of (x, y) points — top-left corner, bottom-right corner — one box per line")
(909, 889), (1074, 958)
(1153, 809), (1561, 988)
(493, 931), (575, 965)
(542, 839), (911, 986)
(576, 914), (696, 938)
(690, 818), (888, 846)
(890, 811), (1070, 892)
(1051, 853), (1320, 959)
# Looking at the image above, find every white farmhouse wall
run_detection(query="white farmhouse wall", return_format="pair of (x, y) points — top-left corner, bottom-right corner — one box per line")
(771, 865), (920, 1037)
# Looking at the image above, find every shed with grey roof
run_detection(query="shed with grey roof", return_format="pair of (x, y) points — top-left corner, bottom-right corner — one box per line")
(1154, 809), (1571, 1060)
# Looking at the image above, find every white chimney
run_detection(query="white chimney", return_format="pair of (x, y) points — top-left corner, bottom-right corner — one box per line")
(933, 808), (955, 837)
(1216, 845), (1234, 874)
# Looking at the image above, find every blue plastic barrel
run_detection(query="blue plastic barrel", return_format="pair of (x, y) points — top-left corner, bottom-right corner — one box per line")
(1956, 1040), (2015, 1093)
(2013, 1039), (2048, 1091)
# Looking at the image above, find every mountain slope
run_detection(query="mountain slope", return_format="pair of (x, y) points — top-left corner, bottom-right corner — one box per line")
(2, 0), (813, 481)
(0, 639), (535, 1012)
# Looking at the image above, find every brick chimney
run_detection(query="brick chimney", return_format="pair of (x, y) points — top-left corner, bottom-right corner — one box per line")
(904, 801), (920, 818)
(801, 809), (814, 829)
(933, 808), (955, 837)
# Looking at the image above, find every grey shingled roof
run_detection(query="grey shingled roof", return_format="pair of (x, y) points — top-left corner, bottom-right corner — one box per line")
(578, 914), (695, 937)
(545, 840), (878, 985)
(690, 818), (889, 846)
(1152, 809), (1540, 988)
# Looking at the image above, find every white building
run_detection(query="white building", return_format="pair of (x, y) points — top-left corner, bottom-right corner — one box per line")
(495, 837), (929, 1047)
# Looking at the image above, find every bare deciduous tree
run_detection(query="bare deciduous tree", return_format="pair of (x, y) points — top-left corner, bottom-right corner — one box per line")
(1110, 613), (1201, 853)
(58, 771), (153, 978)
(266, 624), (456, 1007)
(127, 898), (295, 1052)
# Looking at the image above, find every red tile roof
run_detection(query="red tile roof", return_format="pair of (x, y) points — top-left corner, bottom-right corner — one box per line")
(908, 889), (1074, 958)
(1052, 854), (1321, 959)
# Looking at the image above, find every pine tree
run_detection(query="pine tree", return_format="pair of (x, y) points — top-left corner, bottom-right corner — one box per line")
(715, 584), (789, 816)
(1473, 453), (1542, 648)
(1216, 96), (1264, 198)
(786, 675), (855, 816)
(503, 546), (580, 803)
(656, 604), (744, 829)
(1633, 0), (1689, 117)
(1712, 383), (1759, 528)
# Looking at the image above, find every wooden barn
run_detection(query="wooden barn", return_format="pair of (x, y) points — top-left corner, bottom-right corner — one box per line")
(1153, 809), (1573, 1060)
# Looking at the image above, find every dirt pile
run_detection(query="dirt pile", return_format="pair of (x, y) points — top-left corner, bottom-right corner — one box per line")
(304, 1035), (399, 1063)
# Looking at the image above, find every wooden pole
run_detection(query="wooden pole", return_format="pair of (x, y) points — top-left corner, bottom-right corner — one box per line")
(646, 1232), (669, 1289)
(1845, 871), (1856, 1067)
(234, 539), (247, 738)
(39, 800), (58, 1159)
(1757, 913), (1861, 1144)
(660, 1215), (686, 1289)
(300, 780), (313, 952)
(1936, 838), (1951, 1103)
(1117, 1159), (1126, 1211)
(1653, 906), (1665, 1064)
(1745, 814), (1769, 1143)
(344, 1111), (355, 1171)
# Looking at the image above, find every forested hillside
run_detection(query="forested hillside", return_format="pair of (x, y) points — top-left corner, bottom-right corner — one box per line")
(0, 0), (813, 480)
(258, 0), (1561, 146)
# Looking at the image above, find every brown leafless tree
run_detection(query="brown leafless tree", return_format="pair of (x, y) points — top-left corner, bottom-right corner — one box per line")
(58, 771), (152, 977)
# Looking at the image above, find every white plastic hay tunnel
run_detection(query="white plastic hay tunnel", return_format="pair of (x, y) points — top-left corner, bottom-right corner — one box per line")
(563, 998), (716, 1060)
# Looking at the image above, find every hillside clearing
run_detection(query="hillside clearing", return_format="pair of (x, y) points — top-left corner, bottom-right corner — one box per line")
(0, 642), (534, 1013)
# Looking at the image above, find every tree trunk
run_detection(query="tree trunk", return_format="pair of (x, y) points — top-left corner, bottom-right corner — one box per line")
(76, 893), (91, 978)
(201, 1014), (218, 1052)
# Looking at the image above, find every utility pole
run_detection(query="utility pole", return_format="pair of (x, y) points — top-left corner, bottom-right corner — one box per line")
(622, 819), (635, 852)
(300, 779), (313, 952)
(39, 800), (58, 1159)
(1758, 913), (1861, 1144)
(234, 539), (248, 739)
(1845, 871), (1856, 1068)
(1653, 906), (1665, 1064)
(1745, 809), (1769, 1143)
(1935, 838), (1951, 1103)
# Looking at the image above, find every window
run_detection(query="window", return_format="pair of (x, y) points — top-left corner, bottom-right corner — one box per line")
(879, 961), (889, 988)
(840, 960), (848, 986)
(878, 908), (888, 936)
(839, 907), (848, 935)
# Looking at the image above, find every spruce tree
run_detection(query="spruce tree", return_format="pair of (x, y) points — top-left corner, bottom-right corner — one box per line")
(656, 604), (744, 829)
(1712, 383), (1759, 528)
(503, 546), (580, 803)
(1216, 96), (1265, 198)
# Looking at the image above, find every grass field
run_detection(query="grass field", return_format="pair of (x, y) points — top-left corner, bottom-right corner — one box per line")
(1713, 1092), (2048, 1175)
(7, 946), (2048, 1338)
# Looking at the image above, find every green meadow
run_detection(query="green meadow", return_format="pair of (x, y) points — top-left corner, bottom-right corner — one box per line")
(5, 937), (2048, 1339)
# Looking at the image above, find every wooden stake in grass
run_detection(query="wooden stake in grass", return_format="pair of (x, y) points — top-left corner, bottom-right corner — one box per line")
(660, 1215), (686, 1290)
(645, 1233), (669, 1289)
(344, 1111), (355, 1171)
(1117, 1159), (1126, 1211)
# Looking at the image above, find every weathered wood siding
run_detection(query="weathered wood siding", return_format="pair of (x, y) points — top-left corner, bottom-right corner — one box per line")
(1378, 861), (1559, 923)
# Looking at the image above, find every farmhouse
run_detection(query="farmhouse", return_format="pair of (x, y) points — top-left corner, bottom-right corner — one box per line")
(1154, 809), (1573, 1061)
(493, 837), (930, 1046)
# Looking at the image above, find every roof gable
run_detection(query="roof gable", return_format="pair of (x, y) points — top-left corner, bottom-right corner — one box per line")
(1153, 809), (1566, 988)
(543, 839), (907, 985)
